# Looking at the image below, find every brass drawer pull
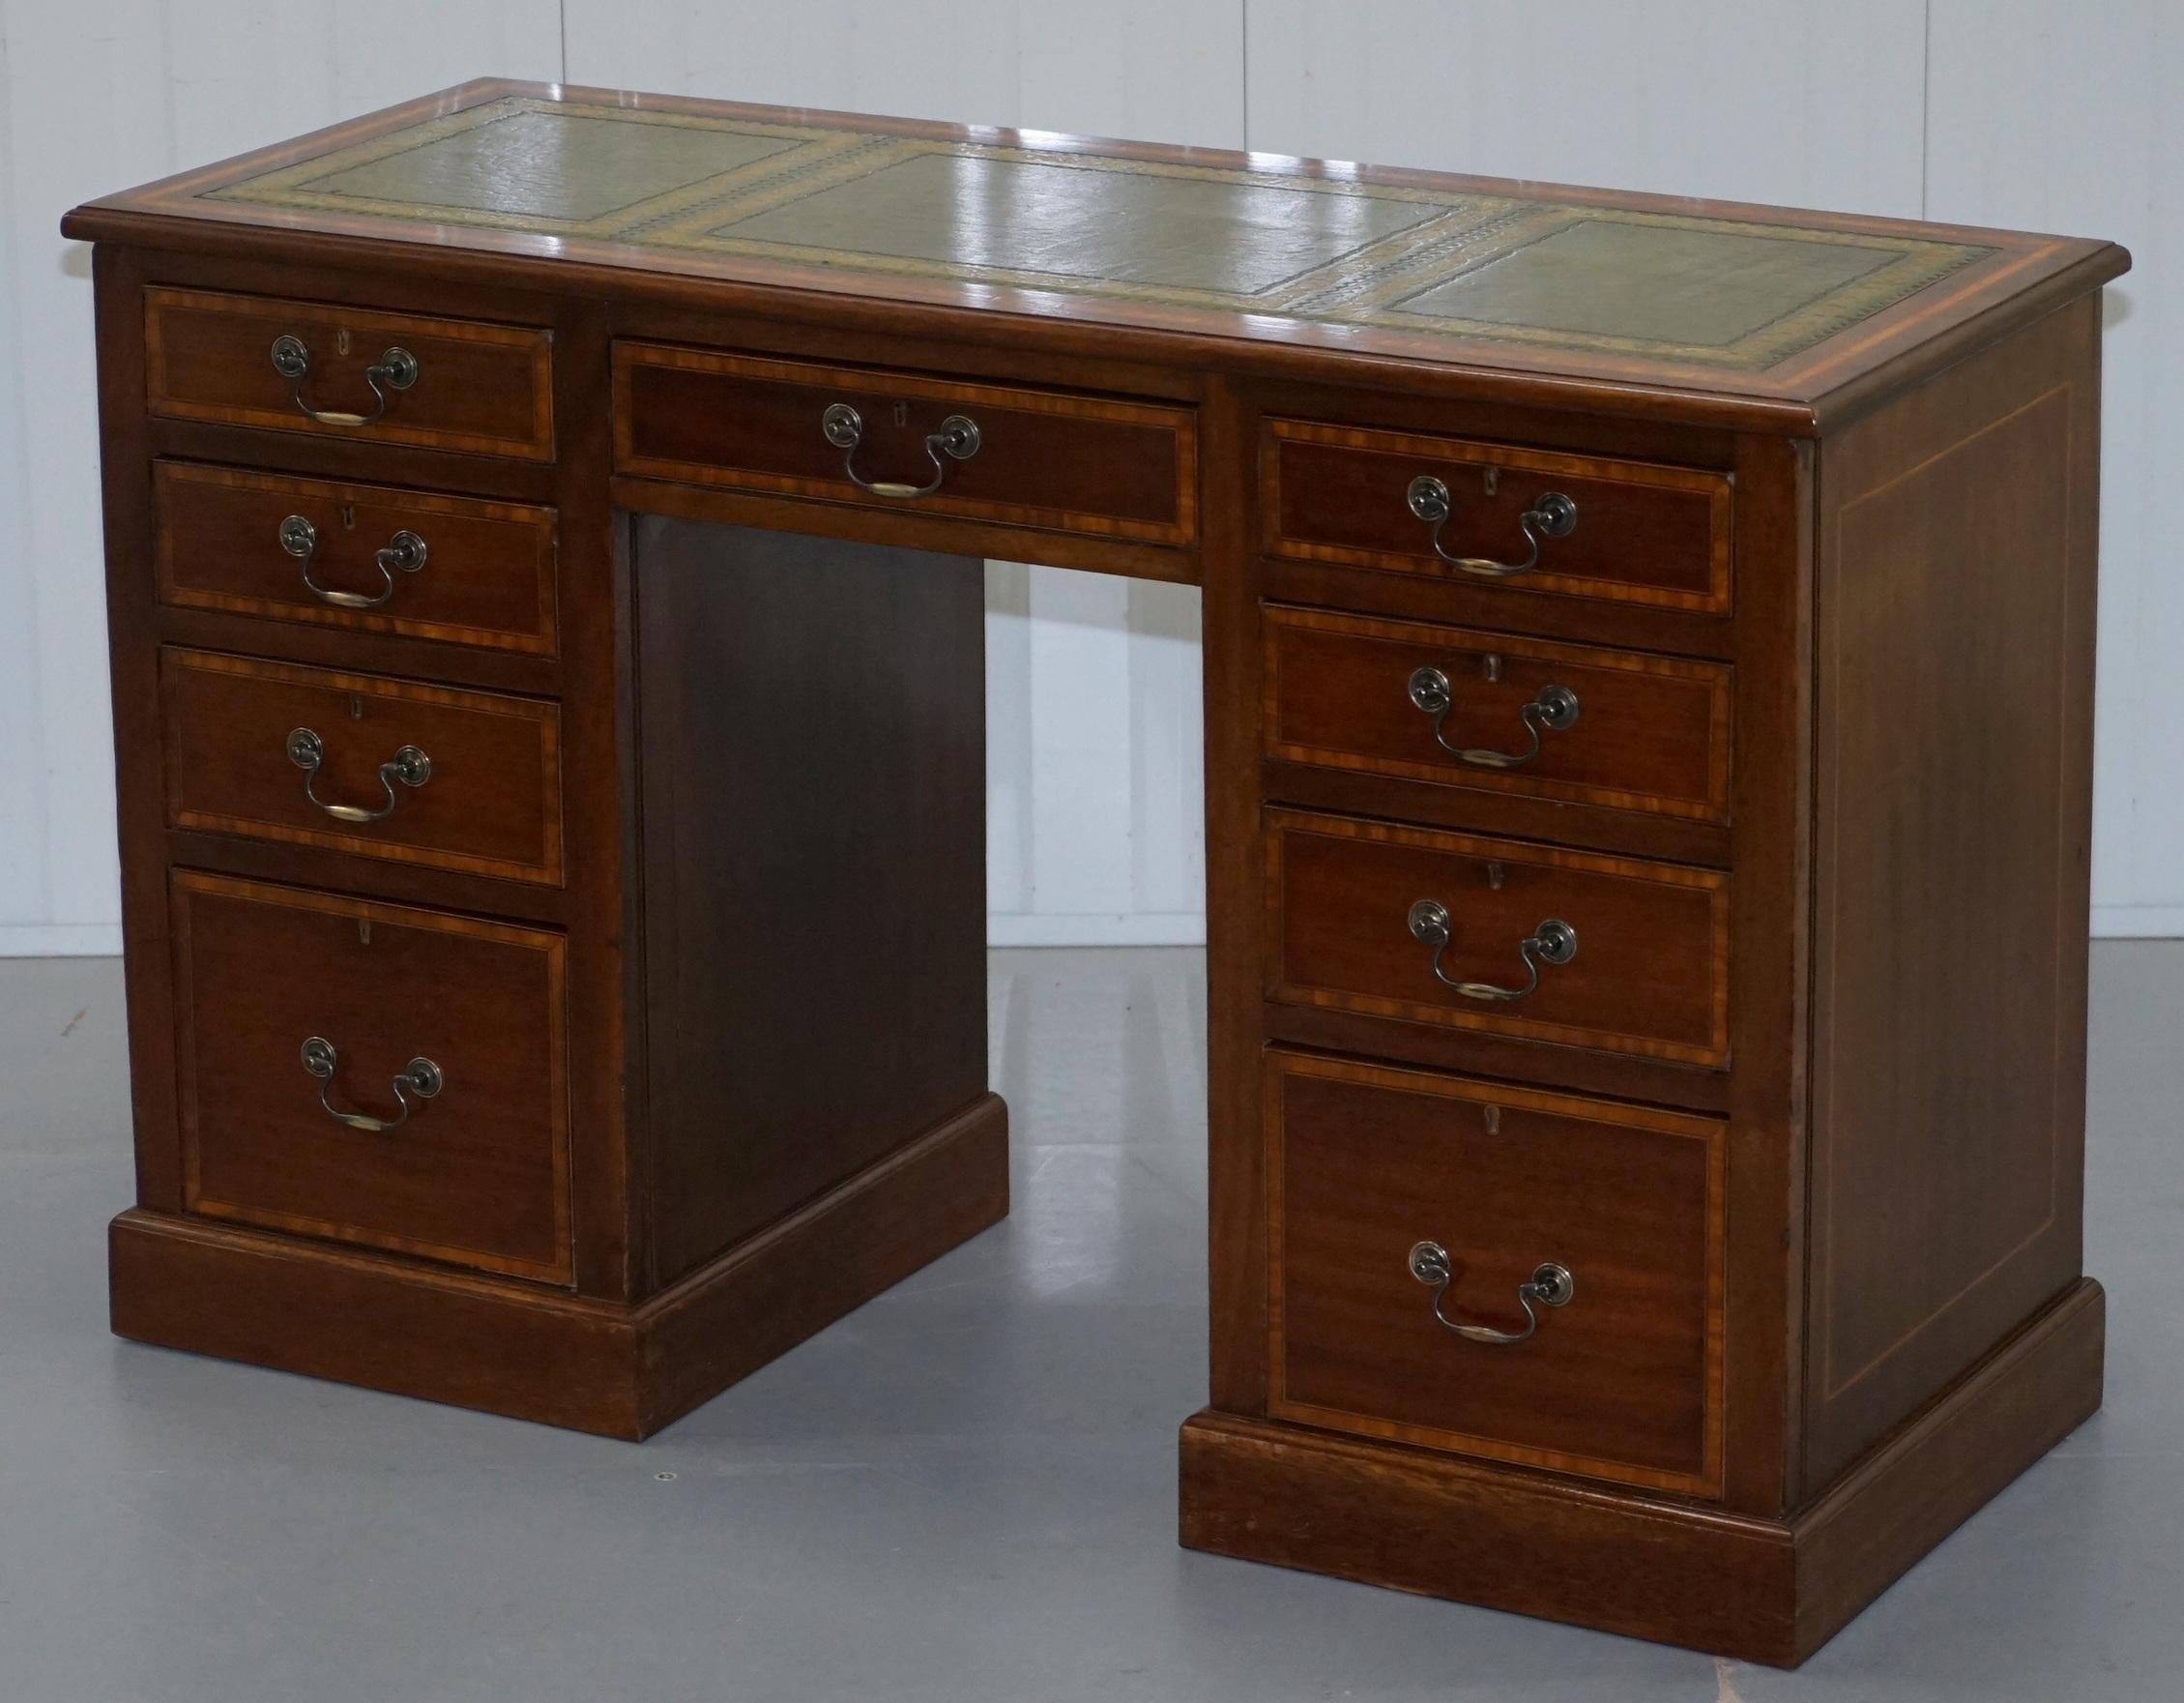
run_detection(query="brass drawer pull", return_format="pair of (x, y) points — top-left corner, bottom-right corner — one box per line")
(1407, 1242), (1574, 1344)
(269, 333), (419, 427)
(300, 1036), (442, 1133)
(1406, 476), (1577, 577)
(277, 514), (428, 609)
(1407, 666), (1580, 768)
(285, 726), (431, 823)
(821, 401), (980, 498)
(1407, 900), (1577, 1002)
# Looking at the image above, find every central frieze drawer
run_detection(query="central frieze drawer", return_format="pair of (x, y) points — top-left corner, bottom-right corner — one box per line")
(171, 872), (571, 1284)
(613, 343), (1197, 546)
(144, 287), (554, 460)
(1263, 603), (1733, 822)
(1266, 807), (1729, 1066)
(160, 649), (564, 885)
(1264, 418), (1732, 612)
(1267, 1049), (1724, 1497)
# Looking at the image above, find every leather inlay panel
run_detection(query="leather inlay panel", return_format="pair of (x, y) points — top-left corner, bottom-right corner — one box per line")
(204, 95), (1989, 373)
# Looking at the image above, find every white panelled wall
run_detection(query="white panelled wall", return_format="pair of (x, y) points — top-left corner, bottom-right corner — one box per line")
(1, 1), (2176, 949)
(0, 0), (564, 955)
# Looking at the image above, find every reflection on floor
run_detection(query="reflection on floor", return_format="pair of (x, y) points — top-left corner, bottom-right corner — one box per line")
(0, 944), (2175, 1700)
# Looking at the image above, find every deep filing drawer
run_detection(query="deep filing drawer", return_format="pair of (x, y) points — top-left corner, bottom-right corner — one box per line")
(1263, 604), (1733, 822)
(1266, 807), (1729, 1067)
(171, 872), (570, 1282)
(613, 343), (1197, 546)
(156, 464), (559, 655)
(1263, 419), (1732, 612)
(1267, 1049), (1724, 1496)
(160, 649), (563, 885)
(144, 287), (554, 459)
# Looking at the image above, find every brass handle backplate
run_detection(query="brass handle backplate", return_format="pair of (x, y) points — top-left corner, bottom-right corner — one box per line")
(1406, 476), (1577, 577)
(1407, 666), (1580, 769)
(286, 726), (431, 823)
(300, 1037), (442, 1133)
(821, 401), (980, 498)
(270, 333), (419, 427)
(1408, 1241), (1574, 1344)
(1407, 899), (1577, 1003)
(278, 514), (428, 609)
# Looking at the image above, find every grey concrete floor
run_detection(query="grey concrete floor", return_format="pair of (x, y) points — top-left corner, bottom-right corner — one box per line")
(0, 944), (2177, 1700)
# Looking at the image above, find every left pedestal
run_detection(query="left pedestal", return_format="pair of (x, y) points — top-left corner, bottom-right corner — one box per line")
(92, 242), (1004, 1442)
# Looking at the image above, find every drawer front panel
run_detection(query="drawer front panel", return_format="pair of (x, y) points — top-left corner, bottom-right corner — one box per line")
(1264, 419), (1731, 612)
(156, 464), (559, 654)
(160, 649), (563, 885)
(145, 287), (554, 459)
(1264, 604), (1732, 822)
(1267, 808), (1729, 1066)
(614, 343), (1197, 545)
(1268, 1050), (1725, 1495)
(172, 872), (571, 1283)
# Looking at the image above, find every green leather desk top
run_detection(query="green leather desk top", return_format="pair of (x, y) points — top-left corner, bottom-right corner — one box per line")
(69, 80), (2124, 414)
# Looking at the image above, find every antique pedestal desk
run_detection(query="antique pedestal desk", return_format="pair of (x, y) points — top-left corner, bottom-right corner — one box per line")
(65, 80), (2127, 1664)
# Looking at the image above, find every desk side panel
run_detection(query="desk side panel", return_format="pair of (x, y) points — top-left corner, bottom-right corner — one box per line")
(1803, 292), (2103, 1494)
(92, 244), (185, 1214)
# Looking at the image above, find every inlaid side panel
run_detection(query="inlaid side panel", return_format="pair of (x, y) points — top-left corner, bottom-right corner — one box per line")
(1804, 296), (2101, 1491)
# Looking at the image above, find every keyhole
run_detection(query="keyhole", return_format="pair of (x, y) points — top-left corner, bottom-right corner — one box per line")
(358, 920), (373, 947)
(1485, 861), (1507, 891)
(348, 693), (364, 719)
(1481, 654), (1502, 684)
(336, 328), (352, 358)
(1482, 1104), (1501, 1135)
(340, 505), (358, 531)
(1482, 465), (1500, 498)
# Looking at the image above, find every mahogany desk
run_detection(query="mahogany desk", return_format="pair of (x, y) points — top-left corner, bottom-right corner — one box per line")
(64, 80), (2128, 1665)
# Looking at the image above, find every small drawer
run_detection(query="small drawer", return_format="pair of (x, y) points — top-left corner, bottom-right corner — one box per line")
(160, 649), (562, 885)
(1264, 604), (1732, 822)
(145, 287), (554, 460)
(156, 464), (559, 654)
(613, 343), (1196, 546)
(1266, 807), (1729, 1066)
(172, 872), (570, 1282)
(1267, 1050), (1724, 1496)
(1263, 419), (1732, 612)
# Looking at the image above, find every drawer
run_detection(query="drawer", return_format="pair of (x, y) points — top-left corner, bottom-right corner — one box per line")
(160, 649), (563, 885)
(1263, 419), (1732, 612)
(1266, 808), (1729, 1066)
(1264, 604), (1733, 822)
(1267, 1050), (1724, 1496)
(171, 872), (570, 1282)
(156, 464), (559, 654)
(613, 343), (1196, 546)
(144, 287), (554, 460)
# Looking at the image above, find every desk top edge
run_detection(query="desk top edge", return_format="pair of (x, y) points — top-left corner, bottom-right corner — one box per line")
(64, 77), (2129, 427)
